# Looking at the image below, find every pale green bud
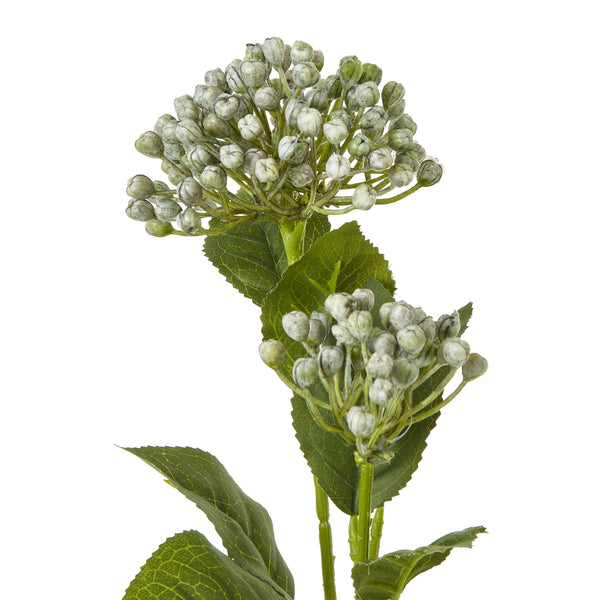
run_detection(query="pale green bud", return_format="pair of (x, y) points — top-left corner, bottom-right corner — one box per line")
(305, 88), (329, 111)
(382, 81), (405, 109)
(154, 198), (182, 221)
(352, 183), (377, 210)
(359, 63), (383, 84)
(259, 339), (286, 368)
(388, 165), (414, 188)
(436, 311), (461, 340)
(291, 62), (320, 88)
(462, 353), (488, 381)
(245, 43), (265, 61)
(411, 141), (427, 162)
(360, 106), (387, 137)
(254, 157), (279, 183)
(368, 148), (394, 171)
(200, 165), (227, 190)
(234, 95), (253, 120)
(331, 323), (359, 346)
(293, 357), (319, 387)
(161, 160), (185, 186)
(174, 95), (200, 120)
(240, 60), (267, 88)
(194, 85), (222, 111)
(291, 40), (314, 63)
(368, 330), (397, 356)
(388, 302), (415, 330)
(213, 93), (240, 120)
(387, 98), (405, 120)
(338, 56), (363, 87)
(204, 68), (227, 90)
(154, 114), (176, 138)
(414, 341), (437, 368)
(160, 118), (179, 144)
(238, 114), (263, 140)
(347, 406), (375, 437)
(438, 338), (471, 367)
(282, 44), (293, 71)
(243, 148), (267, 175)
(176, 118), (204, 145)
(348, 134), (372, 158)
(344, 86), (360, 112)
(369, 378), (394, 406)
(355, 81), (380, 107)
(203, 113), (232, 138)
(282, 311), (310, 342)
(297, 107), (322, 137)
(345, 310), (373, 342)
(310, 311), (331, 333)
(126, 199), (155, 222)
(127, 174), (155, 200)
(289, 164), (314, 187)
(391, 114), (418, 135)
(323, 75), (343, 99)
(318, 346), (344, 377)
(391, 357), (419, 389)
(396, 325), (427, 355)
(262, 37), (286, 66)
(135, 131), (164, 158)
(417, 158), (444, 186)
(418, 316), (437, 340)
(219, 144), (244, 170)
(366, 352), (393, 379)
(163, 142), (184, 163)
(325, 292), (358, 321)
(225, 60), (246, 93)
(351, 345), (366, 371)
(177, 207), (204, 235)
(254, 86), (280, 110)
(145, 219), (174, 237)
(177, 177), (203, 207)
(313, 50), (324, 71)
(388, 128), (414, 152)
(188, 145), (216, 170)
(326, 153), (351, 179)
(322, 119), (348, 145)
(307, 318), (327, 346)
(352, 288), (375, 312)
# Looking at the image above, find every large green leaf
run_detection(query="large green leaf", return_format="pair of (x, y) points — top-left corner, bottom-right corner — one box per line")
(123, 530), (287, 600)
(352, 526), (486, 600)
(203, 213), (330, 307)
(124, 447), (294, 599)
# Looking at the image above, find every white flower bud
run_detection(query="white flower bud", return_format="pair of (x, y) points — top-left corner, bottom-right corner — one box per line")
(259, 339), (286, 368)
(345, 310), (373, 342)
(360, 107), (387, 136)
(326, 154), (351, 180)
(438, 338), (470, 367)
(203, 113), (232, 138)
(307, 318), (327, 346)
(413, 341), (437, 368)
(347, 406), (375, 437)
(200, 165), (227, 190)
(313, 49), (324, 71)
(254, 157), (279, 183)
(291, 40), (314, 64)
(238, 114), (263, 140)
(225, 60), (246, 93)
(213, 94), (240, 120)
(437, 311), (461, 340)
(389, 128), (414, 152)
(305, 88), (328, 111)
(127, 174), (155, 200)
(154, 198), (182, 222)
(325, 292), (358, 321)
(289, 164), (314, 187)
(391, 358), (419, 389)
(254, 86), (280, 110)
(177, 177), (203, 207)
(243, 148), (266, 175)
(417, 157), (444, 186)
(366, 352), (393, 379)
(418, 316), (437, 340)
(220, 144), (244, 169)
(396, 325), (427, 355)
(176, 118), (204, 146)
(355, 81), (380, 107)
(284, 98), (306, 127)
(352, 184), (377, 210)
(348, 133), (372, 158)
(278, 136), (309, 164)
(292, 62), (320, 88)
(368, 148), (394, 171)
(177, 207), (204, 235)
(262, 37), (286, 66)
(204, 68), (226, 90)
(369, 378), (394, 406)
(352, 288), (375, 312)
(126, 199), (155, 222)
(331, 323), (359, 346)
(135, 131), (164, 158)
(160, 119), (179, 144)
(462, 353), (488, 381)
(319, 346), (345, 377)
(240, 60), (267, 88)
(322, 119), (348, 144)
(162, 142), (183, 162)
(154, 114), (176, 138)
(388, 165), (414, 188)
(145, 219), (174, 237)
(174, 95), (200, 121)
(297, 107), (322, 137)
(388, 302), (415, 331)
(338, 56), (363, 87)
(293, 357), (319, 387)
(194, 85), (222, 111)
(282, 311), (310, 342)
(368, 330), (397, 356)
(310, 311), (330, 332)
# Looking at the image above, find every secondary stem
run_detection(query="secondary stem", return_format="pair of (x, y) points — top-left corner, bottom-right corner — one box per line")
(315, 478), (337, 600)
(356, 456), (374, 563)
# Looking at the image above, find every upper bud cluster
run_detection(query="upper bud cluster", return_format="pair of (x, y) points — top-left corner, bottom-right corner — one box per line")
(126, 37), (443, 238)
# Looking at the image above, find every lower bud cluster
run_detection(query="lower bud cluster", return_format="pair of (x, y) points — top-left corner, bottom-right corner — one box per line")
(260, 289), (487, 458)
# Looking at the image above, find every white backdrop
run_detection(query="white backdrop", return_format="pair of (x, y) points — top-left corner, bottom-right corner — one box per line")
(2, 1), (599, 598)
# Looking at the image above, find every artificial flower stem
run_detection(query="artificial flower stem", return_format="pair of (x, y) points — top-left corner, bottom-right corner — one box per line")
(355, 454), (374, 563)
(315, 478), (338, 600)
(369, 507), (384, 559)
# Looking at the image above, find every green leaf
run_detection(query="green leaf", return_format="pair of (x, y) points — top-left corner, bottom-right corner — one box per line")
(123, 530), (287, 600)
(124, 447), (294, 599)
(352, 526), (486, 600)
(203, 214), (330, 307)
(458, 301), (473, 335)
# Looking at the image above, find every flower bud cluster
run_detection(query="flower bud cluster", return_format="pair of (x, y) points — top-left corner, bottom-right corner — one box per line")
(261, 290), (486, 458)
(126, 37), (442, 238)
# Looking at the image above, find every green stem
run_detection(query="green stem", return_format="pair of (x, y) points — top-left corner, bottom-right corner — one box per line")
(315, 478), (337, 600)
(369, 507), (384, 559)
(279, 219), (307, 265)
(355, 455), (374, 563)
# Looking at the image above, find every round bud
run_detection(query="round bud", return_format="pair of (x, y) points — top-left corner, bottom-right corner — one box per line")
(345, 310), (373, 342)
(438, 338), (471, 367)
(318, 346), (345, 377)
(369, 378), (394, 406)
(359, 63), (383, 84)
(225, 61), (246, 93)
(352, 184), (377, 210)
(246, 43), (265, 60)
(323, 75), (343, 99)
(126, 199), (155, 222)
(391, 114), (418, 135)
(289, 164), (314, 187)
(324, 292), (358, 322)
(194, 85), (222, 110)
(312, 49), (324, 71)
(177, 207), (204, 235)
(391, 358), (419, 389)
(154, 198), (182, 222)
(254, 157), (279, 183)
(355, 81), (380, 107)
(278, 136), (309, 164)
(291, 62), (320, 88)
(396, 325), (427, 355)
(254, 86), (280, 110)
(360, 107), (387, 137)
(175, 118), (204, 146)
(322, 119), (348, 145)
(282, 311), (310, 342)
(262, 37), (286, 66)
(127, 174), (156, 200)
(177, 177), (203, 207)
(259, 339), (286, 368)
(418, 316), (437, 340)
(388, 165), (414, 188)
(174, 95), (200, 120)
(305, 88), (329, 112)
(204, 68), (226, 90)
(348, 134), (372, 158)
(145, 219), (174, 237)
(293, 357), (319, 388)
(297, 107), (322, 137)
(368, 148), (394, 171)
(368, 330), (397, 356)
(200, 165), (227, 190)
(382, 81), (405, 110)
(414, 341), (437, 368)
(331, 323), (359, 346)
(346, 406), (375, 438)
(310, 311), (331, 333)
(307, 318), (327, 346)
(238, 114), (263, 140)
(135, 131), (164, 158)
(417, 158), (444, 186)
(291, 40), (314, 63)
(243, 148), (266, 176)
(462, 353), (488, 381)
(326, 154), (351, 180)
(160, 118), (179, 144)
(366, 352), (393, 379)
(338, 56), (363, 87)
(388, 302), (415, 330)
(388, 128), (414, 152)
(240, 60), (267, 88)
(352, 288), (375, 312)
(154, 114), (176, 138)
(203, 113), (232, 138)
(436, 311), (461, 340)
(220, 144), (244, 169)
(213, 94), (240, 120)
